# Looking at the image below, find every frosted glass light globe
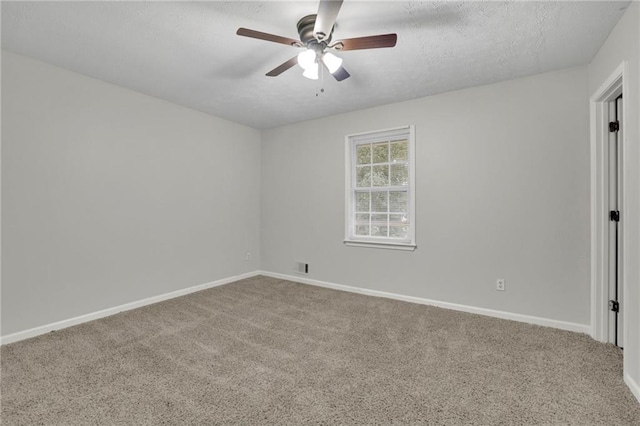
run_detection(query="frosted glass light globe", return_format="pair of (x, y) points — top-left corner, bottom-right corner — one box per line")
(323, 52), (343, 74)
(297, 49), (316, 70)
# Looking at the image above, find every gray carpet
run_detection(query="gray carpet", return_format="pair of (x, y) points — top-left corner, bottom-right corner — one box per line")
(2, 275), (639, 425)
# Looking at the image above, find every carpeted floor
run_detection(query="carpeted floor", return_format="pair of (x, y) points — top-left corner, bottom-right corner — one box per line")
(2, 275), (639, 425)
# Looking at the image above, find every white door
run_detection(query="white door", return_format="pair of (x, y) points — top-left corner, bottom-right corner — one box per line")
(607, 95), (623, 347)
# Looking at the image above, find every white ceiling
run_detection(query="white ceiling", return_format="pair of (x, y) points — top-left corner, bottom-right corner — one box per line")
(1, 1), (630, 129)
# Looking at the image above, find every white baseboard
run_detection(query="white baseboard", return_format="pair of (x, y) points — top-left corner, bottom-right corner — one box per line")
(258, 271), (591, 335)
(0, 269), (593, 344)
(626, 374), (640, 404)
(0, 271), (260, 345)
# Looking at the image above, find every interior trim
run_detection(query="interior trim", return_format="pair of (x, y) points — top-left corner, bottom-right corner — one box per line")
(589, 61), (627, 345)
(0, 271), (260, 345)
(625, 374), (640, 404)
(259, 270), (591, 334)
(0, 269), (593, 346)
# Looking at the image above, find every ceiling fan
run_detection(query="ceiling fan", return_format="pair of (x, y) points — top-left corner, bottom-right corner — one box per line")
(236, 0), (397, 82)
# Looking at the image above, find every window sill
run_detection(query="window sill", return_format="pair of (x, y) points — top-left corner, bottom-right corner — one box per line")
(343, 240), (416, 251)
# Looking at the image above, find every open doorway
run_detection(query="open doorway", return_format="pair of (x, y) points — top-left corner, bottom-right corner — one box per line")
(590, 63), (626, 349)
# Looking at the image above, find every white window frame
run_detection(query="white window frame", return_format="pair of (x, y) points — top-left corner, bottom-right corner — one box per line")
(344, 125), (416, 251)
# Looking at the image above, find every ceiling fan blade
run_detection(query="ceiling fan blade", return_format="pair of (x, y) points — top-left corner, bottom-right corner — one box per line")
(266, 56), (299, 77)
(330, 65), (350, 82)
(332, 33), (397, 51)
(237, 28), (301, 47)
(314, 0), (343, 41)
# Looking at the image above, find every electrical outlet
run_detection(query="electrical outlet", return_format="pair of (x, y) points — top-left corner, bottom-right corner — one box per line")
(496, 279), (505, 291)
(245, 252), (251, 261)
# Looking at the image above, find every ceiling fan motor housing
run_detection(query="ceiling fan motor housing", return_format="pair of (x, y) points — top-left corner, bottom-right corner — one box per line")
(297, 14), (333, 47)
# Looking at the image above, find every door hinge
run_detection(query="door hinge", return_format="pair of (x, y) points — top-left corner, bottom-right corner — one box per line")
(609, 121), (620, 132)
(609, 300), (619, 313)
(609, 210), (620, 222)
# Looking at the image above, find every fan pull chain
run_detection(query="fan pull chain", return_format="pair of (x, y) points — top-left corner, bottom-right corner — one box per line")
(316, 62), (325, 97)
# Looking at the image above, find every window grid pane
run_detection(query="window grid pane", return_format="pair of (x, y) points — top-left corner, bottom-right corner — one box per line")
(353, 189), (409, 238)
(348, 127), (413, 244)
(352, 137), (409, 238)
(356, 144), (371, 165)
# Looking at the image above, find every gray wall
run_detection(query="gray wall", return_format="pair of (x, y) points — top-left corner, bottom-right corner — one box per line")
(1, 51), (261, 335)
(261, 67), (590, 325)
(588, 1), (640, 394)
(2, 23), (637, 399)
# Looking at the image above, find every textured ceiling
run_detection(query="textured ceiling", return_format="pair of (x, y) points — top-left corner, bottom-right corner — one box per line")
(1, 1), (630, 129)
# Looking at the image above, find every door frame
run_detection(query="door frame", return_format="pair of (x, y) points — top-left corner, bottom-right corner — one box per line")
(590, 61), (628, 348)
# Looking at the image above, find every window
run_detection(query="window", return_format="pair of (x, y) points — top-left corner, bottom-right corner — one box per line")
(344, 125), (416, 250)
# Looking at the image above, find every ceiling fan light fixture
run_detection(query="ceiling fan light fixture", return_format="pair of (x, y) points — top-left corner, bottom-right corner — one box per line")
(236, 0), (397, 82)
(322, 52), (343, 74)
(302, 62), (319, 80)
(297, 49), (316, 70)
